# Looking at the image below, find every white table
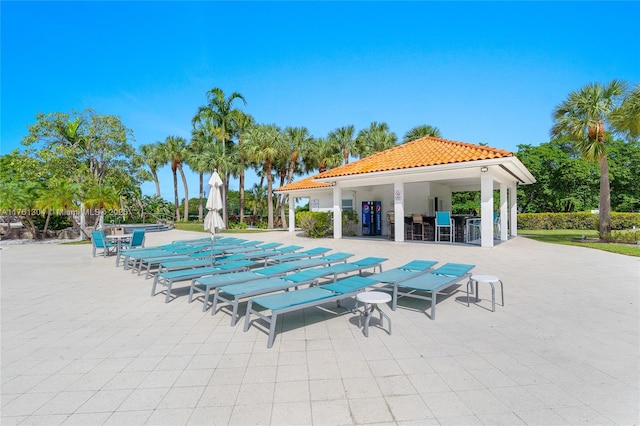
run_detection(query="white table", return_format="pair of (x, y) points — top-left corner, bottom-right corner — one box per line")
(466, 274), (504, 312)
(355, 291), (392, 337)
(106, 234), (131, 255)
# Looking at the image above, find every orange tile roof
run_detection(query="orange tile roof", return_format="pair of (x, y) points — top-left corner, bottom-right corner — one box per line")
(317, 136), (514, 179)
(276, 176), (332, 192)
(276, 137), (515, 192)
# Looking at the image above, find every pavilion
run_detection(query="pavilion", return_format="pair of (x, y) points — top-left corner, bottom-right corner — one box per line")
(275, 136), (536, 248)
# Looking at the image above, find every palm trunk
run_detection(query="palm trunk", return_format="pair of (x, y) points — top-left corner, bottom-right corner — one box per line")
(153, 171), (161, 198)
(198, 171), (204, 222)
(266, 161), (274, 229)
(179, 166), (189, 222)
(239, 168), (245, 222)
(173, 168), (180, 222)
(598, 156), (612, 237)
(42, 209), (52, 239)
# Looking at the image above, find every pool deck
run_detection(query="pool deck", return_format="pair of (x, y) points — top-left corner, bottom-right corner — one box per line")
(1, 230), (638, 425)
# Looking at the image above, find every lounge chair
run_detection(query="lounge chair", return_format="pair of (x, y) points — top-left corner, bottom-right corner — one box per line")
(189, 252), (355, 311)
(269, 256), (388, 284)
(151, 259), (258, 303)
(91, 230), (116, 257)
(244, 275), (379, 348)
(384, 263), (475, 319)
(136, 240), (268, 278)
(212, 256), (403, 326)
(264, 247), (332, 265)
(243, 261), (465, 347)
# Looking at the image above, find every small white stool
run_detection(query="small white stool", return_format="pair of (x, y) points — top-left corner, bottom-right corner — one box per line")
(466, 275), (504, 312)
(356, 291), (392, 337)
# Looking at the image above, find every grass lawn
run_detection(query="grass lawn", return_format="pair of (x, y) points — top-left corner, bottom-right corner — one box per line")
(173, 222), (268, 234)
(519, 229), (640, 257)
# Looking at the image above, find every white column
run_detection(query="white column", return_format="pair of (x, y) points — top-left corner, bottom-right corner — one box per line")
(500, 183), (508, 241)
(480, 172), (494, 248)
(288, 196), (295, 233)
(393, 182), (405, 242)
(333, 186), (342, 239)
(510, 183), (518, 237)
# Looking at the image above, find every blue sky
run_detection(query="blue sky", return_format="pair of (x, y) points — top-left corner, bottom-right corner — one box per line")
(2, 1), (639, 200)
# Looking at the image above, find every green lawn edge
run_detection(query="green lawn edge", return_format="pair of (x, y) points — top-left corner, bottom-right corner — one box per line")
(519, 229), (640, 257)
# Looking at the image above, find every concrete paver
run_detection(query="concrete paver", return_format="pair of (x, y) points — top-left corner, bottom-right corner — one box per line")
(1, 229), (638, 425)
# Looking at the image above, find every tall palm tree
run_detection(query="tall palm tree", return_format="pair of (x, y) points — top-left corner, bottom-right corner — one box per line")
(240, 124), (283, 228)
(327, 125), (355, 165)
(302, 137), (343, 174)
(186, 127), (215, 221)
(551, 79), (629, 237)
(230, 111), (255, 223)
(403, 124), (441, 143)
(139, 143), (165, 198)
(158, 136), (189, 222)
(192, 87), (247, 225)
(354, 122), (398, 159)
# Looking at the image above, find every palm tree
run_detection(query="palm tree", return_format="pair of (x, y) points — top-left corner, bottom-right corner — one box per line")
(139, 143), (165, 198)
(611, 83), (640, 138)
(302, 137), (343, 174)
(187, 126), (217, 221)
(240, 124), (283, 228)
(551, 79), (629, 237)
(158, 136), (189, 222)
(36, 179), (82, 238)
(192, 87), (247, 225)
(327, 125), (355, 164)
(1, 180), (41, 238)
(354, 122), (398, 159)
(82, 181), (121, 229)
(230, 111), (255, 223)
(403, 124), (441, 143)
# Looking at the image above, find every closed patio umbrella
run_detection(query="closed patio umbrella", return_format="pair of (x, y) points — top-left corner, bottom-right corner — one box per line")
(204, 171), (225, 233)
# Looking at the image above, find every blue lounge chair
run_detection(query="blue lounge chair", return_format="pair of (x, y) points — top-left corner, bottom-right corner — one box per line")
(264, 247), (332, 265)
(91, 230), (116, 257)
(244, 275), (379, 348)
(151, 259), (258, 303)
(384, 263), (475, 319)
(137, 240), (268, 278)
(212, 257), (418, 326)
(269, 256), (388, 284)
(189, 252), (355, 311)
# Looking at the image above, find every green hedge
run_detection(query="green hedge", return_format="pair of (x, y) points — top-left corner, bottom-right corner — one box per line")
(518, 212), (640, 230)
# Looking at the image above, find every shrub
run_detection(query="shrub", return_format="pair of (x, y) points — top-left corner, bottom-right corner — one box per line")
(229, 221), (248, 230)
(296, 211), (333, 238)
(518, 212), (640, 231)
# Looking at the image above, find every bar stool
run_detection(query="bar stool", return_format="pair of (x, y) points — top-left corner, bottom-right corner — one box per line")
(411, 214), (426, 240)
(356, 291), (392, 337)
(466, 275), (504, 312)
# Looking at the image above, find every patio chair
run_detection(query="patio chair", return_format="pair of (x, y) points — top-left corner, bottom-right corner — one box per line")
(91, 230), (116, 257)
(115, 228), (145, 266)
(411, 214), (427, 240)
(270, 256), (388, 284)
(244, 275), (378, 347)
(385, 262), (475, 319)
(435, 211), (454, 242)
(136, 240), (267, 278)
(189, 252), (355, 311)
(151, 259), (258, 303)
(264, 247), (332, 265)
(214, 259), (432, 326)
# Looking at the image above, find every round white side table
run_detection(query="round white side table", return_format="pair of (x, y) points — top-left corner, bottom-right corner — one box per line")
(356, 291), (392, 337)
(466, 275), (504, 312)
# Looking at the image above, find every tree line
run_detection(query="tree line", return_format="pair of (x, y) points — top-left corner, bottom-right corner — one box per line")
(0, 80), (637, 239)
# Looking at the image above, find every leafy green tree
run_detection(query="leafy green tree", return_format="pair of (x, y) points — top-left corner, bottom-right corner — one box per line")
(327, 125), (356, 165)
(403, 124), (441, 143)
(139, 143), (165, 198)
(158, 136), (189, 222)
(607, 138), (640, 212)
(36, 179), (83, 237)
(551, 80), (629, 236)
(516, 140), (599, 213)
(240, 124), (283, 228)
(0, 181), (40, 237)
(230, 111), (255, 222)
(354, 122), (397, 158)
(192, 87), (247, 225)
